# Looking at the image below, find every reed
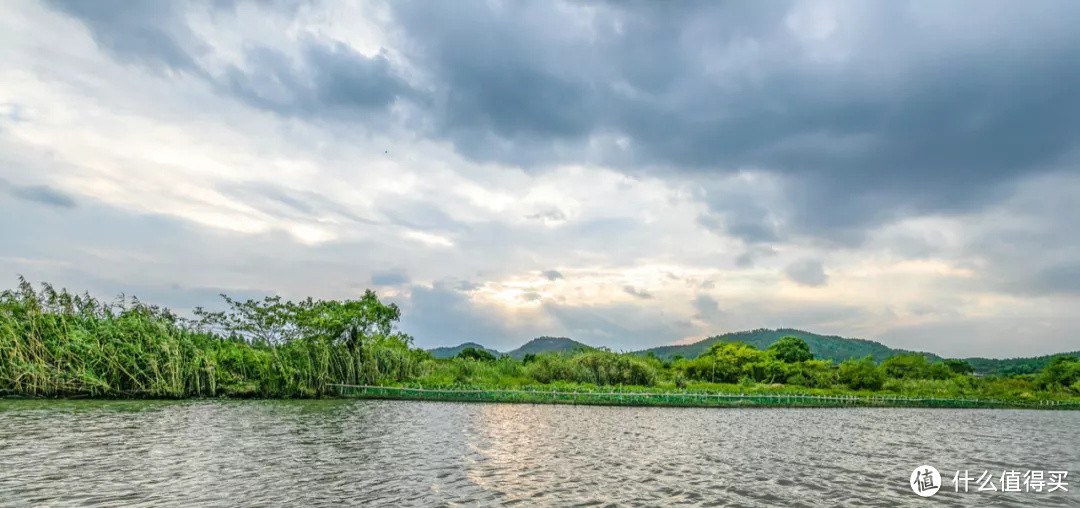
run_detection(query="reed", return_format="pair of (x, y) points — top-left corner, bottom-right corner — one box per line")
(3, 279), (1078, 406)
(0, 278), (421, 398)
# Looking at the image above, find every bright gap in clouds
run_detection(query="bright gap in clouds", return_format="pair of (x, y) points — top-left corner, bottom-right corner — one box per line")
(2, 0), (1079, 358)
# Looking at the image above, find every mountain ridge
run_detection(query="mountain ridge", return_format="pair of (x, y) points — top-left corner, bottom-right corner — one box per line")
(505, 336), (593, 359)
(425, 328), (1080, 375)
(632, 328), (943, 364)
(427, 342), (501, 359)
(427, 336), (593, 360)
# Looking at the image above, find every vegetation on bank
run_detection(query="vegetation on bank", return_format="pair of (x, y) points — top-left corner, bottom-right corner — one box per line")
(341, 385), (1080, 410)
(0, 279), (425, 397)
(634, 328), (945, 364)
(2, 279), (1079, 405)
(421, 340), (1080, 403)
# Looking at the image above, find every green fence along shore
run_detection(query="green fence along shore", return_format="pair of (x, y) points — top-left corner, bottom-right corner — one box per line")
(330, 384), (1080, 410)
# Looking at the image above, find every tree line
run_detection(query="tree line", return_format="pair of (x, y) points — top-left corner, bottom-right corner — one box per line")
(440, 335), (1079, 400)
(2, 279), (1078, 400)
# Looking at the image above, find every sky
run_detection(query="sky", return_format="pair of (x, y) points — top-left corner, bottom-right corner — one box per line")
(2, 0), (1079, 357)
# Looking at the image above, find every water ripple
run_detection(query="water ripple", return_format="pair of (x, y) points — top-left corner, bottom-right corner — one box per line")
(0, 400), (1077, 506)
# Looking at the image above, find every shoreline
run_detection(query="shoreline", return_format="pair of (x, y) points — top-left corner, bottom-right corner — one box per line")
(3, 390), (1077, 410)
(332, 384), (1080, 410)
(5, 385), (1078, 411)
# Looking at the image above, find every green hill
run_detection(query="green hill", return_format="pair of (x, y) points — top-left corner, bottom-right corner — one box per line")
(634, 328), (943, 365)
(427, 337), (593, 359)
(505, 336), (593, 359)
(964, 352), (1080, 376)
(428, 342), (502, 359)
(429, 330), (1074, 376)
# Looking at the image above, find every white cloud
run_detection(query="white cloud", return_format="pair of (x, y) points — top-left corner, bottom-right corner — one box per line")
(2, 1), (1079, 357)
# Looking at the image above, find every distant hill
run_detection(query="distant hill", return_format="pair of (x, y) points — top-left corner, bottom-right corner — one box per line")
(505, 336), (593, 359)
(964, 352), (1080, 376)
(428, 329), (1074, 376)
(634, 328), (943, 365)
(426, 337), (593, 359)
(428, 342), (502, 359)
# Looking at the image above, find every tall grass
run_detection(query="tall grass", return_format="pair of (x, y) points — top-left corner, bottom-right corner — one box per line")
(0, 279), (422, 398)
(3, 279), (1078, 404)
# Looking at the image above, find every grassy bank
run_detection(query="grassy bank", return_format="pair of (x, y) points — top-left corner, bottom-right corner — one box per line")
(334, 384), (1080, 410)
(2, 279), (1079, 408)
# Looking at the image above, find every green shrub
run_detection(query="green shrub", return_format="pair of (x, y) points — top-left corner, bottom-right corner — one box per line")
(838, 356), (885, 391)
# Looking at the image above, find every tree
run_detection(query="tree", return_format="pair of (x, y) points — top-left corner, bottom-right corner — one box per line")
(194, 290), (403, 349)
(1037, 356), (1080, 390)
(783, 359), (836, 387)
(838, 356), (885, 390)
(457, 347), (496, 362)
(881, 354), (930, 379)
(768, 336), (814, 363)
(944, 359), (974, 375)
(683, 342), (765, 383)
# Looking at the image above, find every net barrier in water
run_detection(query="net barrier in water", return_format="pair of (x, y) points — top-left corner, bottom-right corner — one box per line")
(328, 385), (1080, 410)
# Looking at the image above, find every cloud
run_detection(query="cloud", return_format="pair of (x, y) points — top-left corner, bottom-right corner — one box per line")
(541, 270), (564, 281)
(784, 259), (828, 287)
(878, 307), (1080, 358)
(542, 302), (696, 351)
(220, 182), (380, 226)
(735, 245), (778, 268)
(45, 0), (207, 72)
(622, 285), (653, 299)
(692, 294), (724, 324)
(384, 0), (1080, 242)
(524, 208), (568, 224)
(44, 0), (1080, 245)
(371, 270), (408, 287)
(221, 42), (415, 119)
(5, 1), (1080, 358)
(395, 283), (528, 349)
(2, 180), (77, 209)
(955, 172), (1080, 297)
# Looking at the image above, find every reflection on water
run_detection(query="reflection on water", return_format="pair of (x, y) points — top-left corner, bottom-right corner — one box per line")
(0, 399), (1077, 506)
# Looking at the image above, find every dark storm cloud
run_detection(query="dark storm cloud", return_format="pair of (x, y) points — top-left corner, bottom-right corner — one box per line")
(221, 42), (416, 118)
(386, 0), (1080, 241)
(700, 208), (778, 245)
(49, 0), (1080, 244)
(43, 0), (1080, 293)
(695, 182), (782, 245)
(47, 0), (207, 72)
(48, 0), (414, 120)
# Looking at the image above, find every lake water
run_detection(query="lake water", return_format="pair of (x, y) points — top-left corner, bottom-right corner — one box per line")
(0, 400), (1077, 507)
